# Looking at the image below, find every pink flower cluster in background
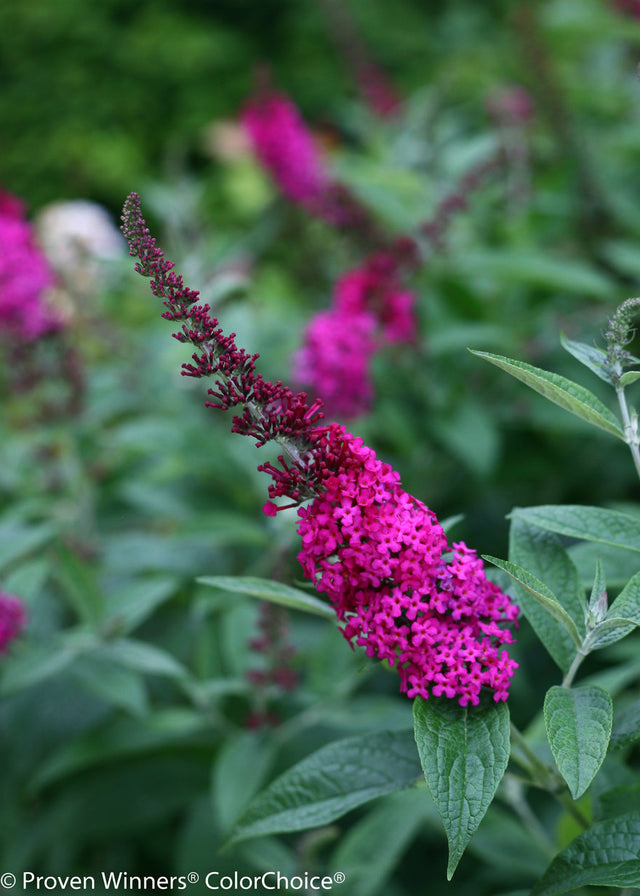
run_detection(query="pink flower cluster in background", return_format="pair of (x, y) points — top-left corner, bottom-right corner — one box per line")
(297, 427), (519, 706)
(242, 88), (369, 228)
(294, 248), (417, 417)
(611, 0), (640, 18)
(0, 188), (61, 342)
(242, 90), (329, 211)
(0, 591), (27, 653)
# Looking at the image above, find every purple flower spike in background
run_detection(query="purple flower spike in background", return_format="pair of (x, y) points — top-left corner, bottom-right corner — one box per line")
(0, 591), (27, 653)
(242, 88), (329, 212)
(0, 187), (62, 342)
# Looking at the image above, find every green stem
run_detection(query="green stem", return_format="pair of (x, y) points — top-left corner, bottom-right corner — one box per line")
(615, 384), (640, 483)
(501, 774), (555, 857)
(510, 722), (553, 785)
(555, 791), (591, 831)
(510, 723), (591, 831)
(562, 650), (587, 689)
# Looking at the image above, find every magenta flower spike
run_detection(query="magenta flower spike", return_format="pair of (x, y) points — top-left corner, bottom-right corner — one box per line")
(0, 591), (27, 653)
(242, 90), (329, 211)
(121, 192), (519, 704)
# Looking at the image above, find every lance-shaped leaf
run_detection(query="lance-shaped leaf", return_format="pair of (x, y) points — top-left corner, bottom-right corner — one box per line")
(560, 334), (612, 384)
(511, 505), (640, 553)
(470, 351), (623, 439)
(531, 811), (640, 896)
(413, 696), (510, 880)
(544, 685), (612, 799)
(483, 556), (582, 652)
(588, 569), (640, 649)
(229, 731), (421, 845)
(198, 575), (335, 619)
(508, 518), (584, 672)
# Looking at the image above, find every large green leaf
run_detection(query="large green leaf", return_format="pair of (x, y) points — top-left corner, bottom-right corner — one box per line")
(413, 696), (510, 879)
(511, 505), (640, 553)
(531, 812), (640, 895)
(508, 518), (583, 672)
(470, 351), (623, 439)
(229, 731), (421, 844)
(543, 686), (612, 799)
(198, 575), (335, 619)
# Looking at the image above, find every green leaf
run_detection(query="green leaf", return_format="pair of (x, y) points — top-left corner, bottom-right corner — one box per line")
(608, 568), (640, 624)
(543, 686), (613, 799)
(512, 504), (640, 553)
(29, 709), (209, 793)
(413, 695), (510, 880)
(70, 653), (149, 716)
(198, 576), (335, 619)
(531, 811), (640, 895)
(587, 558), (607, 616)
(0, 520), (57, 573)
(330, 789), (438, 896)
(212, 731), (277, 832)
(620, 370), (640, 387)
(560, 333), (612, 383)
(588, 569), (640, 649)
(610, 699), (640, 749)
(470, 351), (623, 439)
(458, 248), (613, 297)
(483, 555), (582, 652)
(598, 783), (640, 819)
(508, 518), (583, 673)
(0, 640), (80, 694)
(570, 540), (640, 590)
(103, 638), (188, 680)
(103, 577), (180, 635)
(229, 731), (421, 845)
(53, 545), (105, 626)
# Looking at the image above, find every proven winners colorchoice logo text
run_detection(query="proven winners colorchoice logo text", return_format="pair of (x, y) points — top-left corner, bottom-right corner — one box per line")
(17, 871), (346, 891)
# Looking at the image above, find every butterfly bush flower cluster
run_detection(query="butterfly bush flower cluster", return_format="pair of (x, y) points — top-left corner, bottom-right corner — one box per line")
(297, 426), (518, 705)
(0, 188), (61, 342)
(121, 193), (519, 705)
(294, 244), (418, 417)
(0, 591), (27, 653)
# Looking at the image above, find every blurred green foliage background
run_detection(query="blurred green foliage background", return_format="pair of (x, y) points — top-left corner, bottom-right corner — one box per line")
(3, 1), (640, 893)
